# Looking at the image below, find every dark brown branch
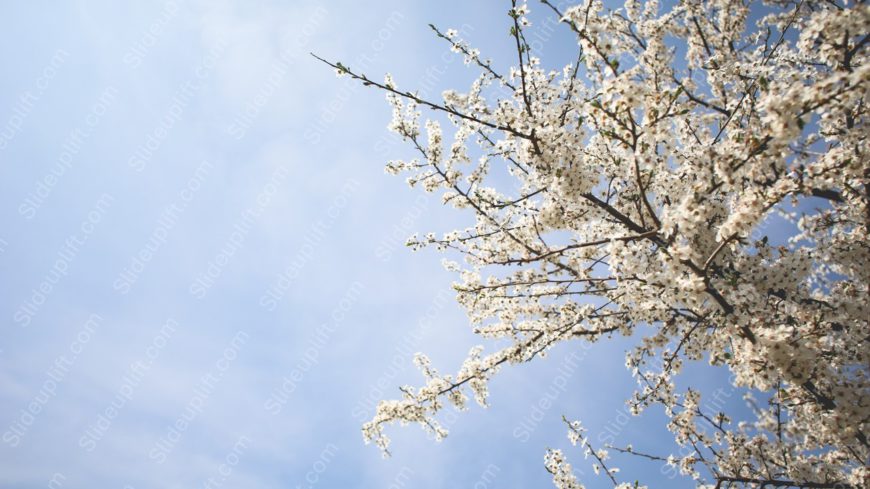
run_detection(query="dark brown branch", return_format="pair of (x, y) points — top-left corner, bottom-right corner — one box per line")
(310, 53), (536, 142)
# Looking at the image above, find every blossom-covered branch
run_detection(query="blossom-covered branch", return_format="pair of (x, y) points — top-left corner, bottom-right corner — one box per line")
(317, 0), (869, 486)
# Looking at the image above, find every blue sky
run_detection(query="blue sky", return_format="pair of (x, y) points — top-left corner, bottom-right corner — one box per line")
(0, 2), (746, 488)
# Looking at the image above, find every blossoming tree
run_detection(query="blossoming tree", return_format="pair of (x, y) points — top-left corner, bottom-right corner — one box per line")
(318, 1), (868, 487)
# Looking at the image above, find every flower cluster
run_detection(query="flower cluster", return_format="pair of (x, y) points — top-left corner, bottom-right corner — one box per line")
(326, 0), (870, 487)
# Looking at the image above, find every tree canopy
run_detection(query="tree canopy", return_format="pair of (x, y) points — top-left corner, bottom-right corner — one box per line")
(320, 1), (869, 487)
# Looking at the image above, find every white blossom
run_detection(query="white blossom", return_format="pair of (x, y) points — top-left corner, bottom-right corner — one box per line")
(328, 1), (870, 487)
